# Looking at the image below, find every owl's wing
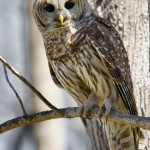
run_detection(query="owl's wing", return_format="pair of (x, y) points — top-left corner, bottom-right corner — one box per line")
(87, 17), (137, 115)
(48, 61), (63, 88)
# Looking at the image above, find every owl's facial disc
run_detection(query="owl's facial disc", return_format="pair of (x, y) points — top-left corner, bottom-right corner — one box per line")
(43, 1), (79, 28)
(33, 0), (92, 31)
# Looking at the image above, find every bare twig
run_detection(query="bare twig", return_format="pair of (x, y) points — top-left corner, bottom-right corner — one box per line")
(0, 56), (61, 115)
(3, 64), (27, 115)
(0, 107), (150, 134)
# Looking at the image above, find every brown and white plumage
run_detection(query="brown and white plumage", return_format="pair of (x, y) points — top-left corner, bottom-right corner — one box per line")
(33, 0), (140, 149)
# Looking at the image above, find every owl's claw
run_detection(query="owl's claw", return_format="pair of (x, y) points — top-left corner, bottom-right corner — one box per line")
(78, 93), (99, 118)
(78, 102), (99, 118)
(99, 98), (115, 123)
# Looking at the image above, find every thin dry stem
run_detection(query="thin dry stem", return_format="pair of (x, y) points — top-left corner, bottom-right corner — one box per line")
(3, 64), (27, 115)
(0, 56), (61, 114)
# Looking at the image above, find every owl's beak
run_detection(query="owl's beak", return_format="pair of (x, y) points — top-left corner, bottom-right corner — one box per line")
(59, 13), (64, 25)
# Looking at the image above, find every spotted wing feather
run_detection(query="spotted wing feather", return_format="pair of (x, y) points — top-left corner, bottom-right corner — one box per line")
(87, 17), (137, 115)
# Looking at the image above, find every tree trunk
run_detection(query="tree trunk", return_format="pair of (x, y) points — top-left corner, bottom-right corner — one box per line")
(89, 0), (150, 149)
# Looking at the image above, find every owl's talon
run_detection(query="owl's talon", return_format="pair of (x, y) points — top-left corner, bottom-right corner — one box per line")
(99, 98), (115, 123)
(78, 93), (99, 118)
(78, 103), (99, 118)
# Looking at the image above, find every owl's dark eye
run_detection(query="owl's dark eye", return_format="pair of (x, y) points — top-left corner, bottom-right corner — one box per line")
(65, 1), (75, 10)
(44, 4), (55, 13)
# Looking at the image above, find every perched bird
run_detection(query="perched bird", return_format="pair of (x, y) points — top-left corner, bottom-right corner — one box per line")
(33, 0), (140, 149)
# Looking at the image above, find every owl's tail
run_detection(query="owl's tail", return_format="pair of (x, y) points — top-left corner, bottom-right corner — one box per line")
(104, 120), (139, 150)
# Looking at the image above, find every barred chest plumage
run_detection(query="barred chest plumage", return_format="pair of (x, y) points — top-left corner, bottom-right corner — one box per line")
(44, 25), (118, 105)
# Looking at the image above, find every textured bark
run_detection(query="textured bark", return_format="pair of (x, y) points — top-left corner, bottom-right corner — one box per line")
(89, 0), (150, 149)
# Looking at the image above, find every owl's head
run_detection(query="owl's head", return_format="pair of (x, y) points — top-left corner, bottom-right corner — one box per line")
(33, 0), (92, 32)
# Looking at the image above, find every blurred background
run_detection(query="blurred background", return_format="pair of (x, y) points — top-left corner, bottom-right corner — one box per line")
(1, 0), (149, 150)
(0, 0), (91, 150)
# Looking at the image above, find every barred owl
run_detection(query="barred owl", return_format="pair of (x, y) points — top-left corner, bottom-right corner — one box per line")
(33, 0), (140, 149)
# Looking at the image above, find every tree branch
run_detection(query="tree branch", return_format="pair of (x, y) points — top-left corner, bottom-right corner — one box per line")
(0, 56), (61, 115)
(0, 107), (150, 134)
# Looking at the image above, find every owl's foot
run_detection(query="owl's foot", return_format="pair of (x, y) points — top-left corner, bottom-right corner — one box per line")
(99, 97), (115, 123)
(78, 93), (99, 118)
